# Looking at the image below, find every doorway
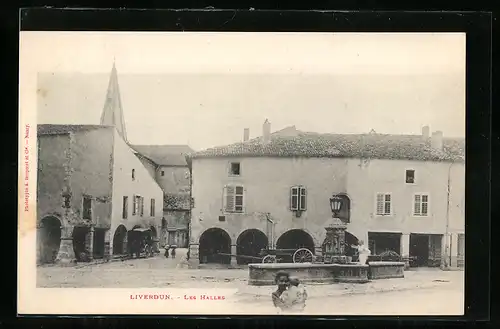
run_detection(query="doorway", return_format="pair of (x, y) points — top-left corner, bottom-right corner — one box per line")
(410, 234), (429, 267)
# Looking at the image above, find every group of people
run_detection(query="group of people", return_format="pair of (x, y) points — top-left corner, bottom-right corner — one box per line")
(271, 271), (308, 313)
(164, 245), (177, 258)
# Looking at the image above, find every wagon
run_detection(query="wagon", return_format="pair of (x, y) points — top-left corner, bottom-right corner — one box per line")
(218, 247), (314, 264)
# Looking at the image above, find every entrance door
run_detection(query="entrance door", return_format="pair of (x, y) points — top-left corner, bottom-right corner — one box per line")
(409, 234), (429, 267)
(428, 235), (443, 267)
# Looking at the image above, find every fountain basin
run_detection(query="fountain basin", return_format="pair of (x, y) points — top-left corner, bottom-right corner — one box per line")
(248, 262), (369, 286)
(368, 261), (405, 279)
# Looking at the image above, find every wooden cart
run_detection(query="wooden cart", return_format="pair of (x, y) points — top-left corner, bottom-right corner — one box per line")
(218, 247), (314, 264)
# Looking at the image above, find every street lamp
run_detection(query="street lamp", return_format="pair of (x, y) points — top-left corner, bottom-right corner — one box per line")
(330, 195), (343, 217)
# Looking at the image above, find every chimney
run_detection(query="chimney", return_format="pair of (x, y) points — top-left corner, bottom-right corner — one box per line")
(262, 119), (271, 143)
(243, 128), (250, 142)
(431, 131), (443, 151)
(422, 125), (430, 139)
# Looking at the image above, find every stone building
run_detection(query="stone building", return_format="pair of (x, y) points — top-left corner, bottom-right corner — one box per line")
(36, 62), (192, 264)
(130, 145), (193, 248)
(36, 124), (163, 264)
(186, 120), (465, 269)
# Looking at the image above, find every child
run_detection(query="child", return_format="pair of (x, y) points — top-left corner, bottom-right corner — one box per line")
(280, 276), (307, 313)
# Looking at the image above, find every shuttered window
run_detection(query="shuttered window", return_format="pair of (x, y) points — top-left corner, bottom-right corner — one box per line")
(376, 193), (391, 215)
(290, 186), (307, 211)
(414, 194), (429, 216)
(223, 185), (244, 213)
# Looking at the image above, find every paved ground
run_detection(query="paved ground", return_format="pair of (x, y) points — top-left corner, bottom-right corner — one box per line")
(37, 250), (464, 315)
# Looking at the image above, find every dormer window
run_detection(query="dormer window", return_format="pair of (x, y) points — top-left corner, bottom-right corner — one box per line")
(405, 169), (415, 184)
(229, 162), (241, 176)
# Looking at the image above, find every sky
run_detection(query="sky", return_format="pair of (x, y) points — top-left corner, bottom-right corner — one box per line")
(23, 32), (466, 151)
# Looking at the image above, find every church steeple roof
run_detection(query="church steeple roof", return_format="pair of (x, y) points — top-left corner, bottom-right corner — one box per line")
(100, 61), (128, 142)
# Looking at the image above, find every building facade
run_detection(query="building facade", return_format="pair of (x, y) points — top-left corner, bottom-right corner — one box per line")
(130, 145), (193, 248)
(187, 121), (465, 268)
(36, 125), (163, 265)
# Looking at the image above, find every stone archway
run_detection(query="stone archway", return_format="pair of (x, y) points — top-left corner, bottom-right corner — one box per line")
(37, 216), (62, 264)
(236, 229), (268, 265)
(276, 229), (315, 262)
(113, 225), (128, 255)
(198, 228), (231, 264)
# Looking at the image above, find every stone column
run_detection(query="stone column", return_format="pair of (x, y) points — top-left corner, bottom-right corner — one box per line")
(230, 244), (237, 266)
(103, 229), (112, 261)
(56, 226), (76, 266)
(450, 233), (459, 267)
(188, 243), (199, 268)
(400, 233), (410, 269)
(86, 226), (95, 261)
(314, 246), (323, 263)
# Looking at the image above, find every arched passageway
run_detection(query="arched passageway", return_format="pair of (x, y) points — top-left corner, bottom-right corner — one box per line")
(113, 225), (128, 255)
(236, 229), (268, 265)
(199, 228), (231, 264)
(127, 225), (143, 257)
(276, 229), (315, 262)
(72, 226), (91, 262)
(37, 216), (62, 264)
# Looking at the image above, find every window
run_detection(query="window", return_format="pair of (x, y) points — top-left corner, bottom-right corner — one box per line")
(133, 195), (141, 215)
(161, 170), (165, 176)
(223, 185), (244, 213)
(82, 196), (92, 220)
(219, 215), (226, 222)
(150, 199), (155, 216)
(405, 169), (415, 184)
(229, 162), (241, 176)
(413, 194), (429, 216)
(290, 186), (307, 211)
(132, 169), (136, 181)
(376, 193), (392, 215)
(122, 196), (128, 219)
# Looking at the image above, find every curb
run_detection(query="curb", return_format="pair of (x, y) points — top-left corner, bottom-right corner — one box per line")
(234, 282), (448, 302)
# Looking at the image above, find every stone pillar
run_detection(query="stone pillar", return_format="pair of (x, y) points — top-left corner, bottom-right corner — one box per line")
(450, 233), (459, 267)
(188, 243), (199, 268)
(55, 226), (76, 266)
(86, 226), (95, 261)
(104, 229), (112, 261)
(400, 233), (410, 269)
(230, 244), (237, 266)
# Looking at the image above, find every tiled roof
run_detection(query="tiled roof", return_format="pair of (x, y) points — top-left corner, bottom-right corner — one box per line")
(37, 124), (112, 135)
(189, 128), (465, 163)
(131, 145), (194, 166)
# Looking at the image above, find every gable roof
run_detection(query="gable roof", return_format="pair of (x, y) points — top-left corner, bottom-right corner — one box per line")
(189, 127), (465, 163)
(37, 124), (112, 135)
(131, 145), (194, 166)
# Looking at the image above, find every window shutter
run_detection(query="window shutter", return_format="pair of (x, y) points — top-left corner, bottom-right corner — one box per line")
(376, 194), (384, 215)
(384, 194), (391, 214)
(421, 195), (428, 215)
(225, 186), (235, 212)
(414, 194), (421, 215)
(299, 187), (307, 211)
(132, 195), (137, 215)
(290, 187), (299, 211)
(235, 186), (244, 212)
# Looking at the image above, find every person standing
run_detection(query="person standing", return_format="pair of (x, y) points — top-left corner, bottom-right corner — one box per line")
(164, 245), (170, 258)
(171, 246), (177, 259)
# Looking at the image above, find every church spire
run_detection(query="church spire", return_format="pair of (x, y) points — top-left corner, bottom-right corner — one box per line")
(100, 61), (128, 142)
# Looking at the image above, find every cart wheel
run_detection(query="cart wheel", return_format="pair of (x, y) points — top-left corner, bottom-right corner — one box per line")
(262, 255), (277, 263)
(293, 248), (314, 263)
